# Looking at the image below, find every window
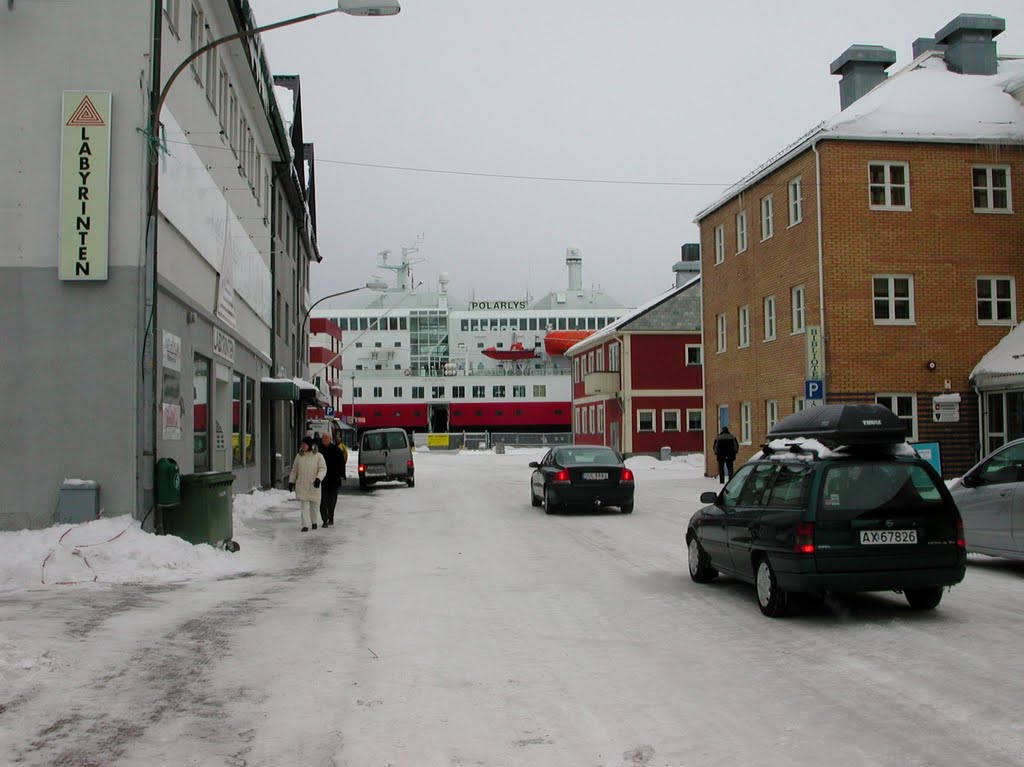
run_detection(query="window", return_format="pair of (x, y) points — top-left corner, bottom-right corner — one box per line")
(793, 396), (806, 412)
(609, 344), (620, 372)
(760, 195), (774, 240)
(687, 409), (704, 431)
(193, 354), (210, 471)
(763, 295), (776, 341)
(766, 399), (779, 431)
(597, 404), (605, 434)
(791, 285), (805, 333)
(472, 385), (485, 398)
(740, 402), (752, 444)
(973, 166), (1011, 212)
(513, 385), (526, 397)
(163, 0), (180, 35)
(876, 394), (917, 441)
(411, 387), (424, 399)
(735, 210), (748, 253)
(373, 386), (383, 398)
(432, 386), (445, 399)
(204, 31), (216, 104)
(738, 305), (750, 348)
(873, 275), (914, 324)
(868, 161), (910, 210)
(662, 409), (681, 432)
(493, 386), (506, 398)
(529, 385), (544, 399)
(788, 177), (803, 226)
(977, 277), (1015, 324)
(452, 386), (465, 398)
(767, 464), (812, 508)
(637, 409), (655, 432)
(393, 386), (403, 397)
(352, 387), (362, 398)
(231, 373), (243, 467)
(714, 224), (725, 264)
(589, 406), (596, 434)
(716, 313), (727, 353)
(686, 344), (702, 366)
(189, 2), (204, 77)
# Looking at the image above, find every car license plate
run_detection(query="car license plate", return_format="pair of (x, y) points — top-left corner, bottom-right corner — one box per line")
(582, 472), (608, 480)
(365, 466), (386, 477)
(860, 529), (917, 545)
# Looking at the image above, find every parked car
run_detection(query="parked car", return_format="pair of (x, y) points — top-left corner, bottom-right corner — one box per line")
(529, 445), (634, 514)
(687, 405), (966, 617)
(948, 438), (1024, 560)
(357, 428), (414, 489)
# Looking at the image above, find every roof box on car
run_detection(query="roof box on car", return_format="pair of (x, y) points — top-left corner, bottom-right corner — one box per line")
(767, 404), (906, 447)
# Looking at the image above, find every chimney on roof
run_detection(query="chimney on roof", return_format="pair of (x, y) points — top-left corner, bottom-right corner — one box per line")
(830, 45), (897, 110)
(935, 13), (1005, 76)
(565, 246), (583, 291)
(674, 244), (701, 287)
(911, 37), (947, 59)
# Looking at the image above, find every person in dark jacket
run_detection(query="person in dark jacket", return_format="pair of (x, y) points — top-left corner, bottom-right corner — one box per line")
(318, 432), (345, 527)
(712, 426), (739, 484)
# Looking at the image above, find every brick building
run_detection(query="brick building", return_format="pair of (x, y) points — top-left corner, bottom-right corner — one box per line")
(695, 13), (1024, 478)
(567, 249), (703, 456)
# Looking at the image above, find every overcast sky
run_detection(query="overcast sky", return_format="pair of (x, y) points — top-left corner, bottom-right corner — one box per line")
(252, 1), (1023, 310)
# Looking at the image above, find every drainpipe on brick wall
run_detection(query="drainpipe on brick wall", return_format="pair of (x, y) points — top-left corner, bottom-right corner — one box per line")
(813, 141), (826, 405)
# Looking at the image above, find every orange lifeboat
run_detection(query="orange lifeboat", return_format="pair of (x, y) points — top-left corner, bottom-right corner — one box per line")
(543, 330), (593, 356)
(481, 341), (537, 361)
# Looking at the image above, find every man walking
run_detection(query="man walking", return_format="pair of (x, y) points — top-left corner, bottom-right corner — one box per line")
(712, 426), (739, 484)
(318, 432), (345, 527)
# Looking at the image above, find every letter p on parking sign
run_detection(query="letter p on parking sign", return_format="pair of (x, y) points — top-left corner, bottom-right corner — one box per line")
(805, 379), (824, 400)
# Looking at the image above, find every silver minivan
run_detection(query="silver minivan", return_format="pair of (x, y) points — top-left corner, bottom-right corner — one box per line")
(357, 428), (415, 490)
(949, 438), (1024, 560)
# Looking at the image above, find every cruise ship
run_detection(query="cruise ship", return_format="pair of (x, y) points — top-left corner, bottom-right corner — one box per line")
(312, 247), (629, 434)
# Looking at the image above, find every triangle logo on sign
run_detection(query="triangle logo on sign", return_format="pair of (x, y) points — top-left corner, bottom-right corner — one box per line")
(66, 96), (105, 127)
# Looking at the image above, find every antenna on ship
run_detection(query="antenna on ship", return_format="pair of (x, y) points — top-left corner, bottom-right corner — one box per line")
(377, 235), (426, 292)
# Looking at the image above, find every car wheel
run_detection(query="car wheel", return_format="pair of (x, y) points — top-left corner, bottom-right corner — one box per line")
(620, 502), (634, 514)
(905, 586), (943, 610)
(755, 557), (789, 617)
(543, 488), (559, 515)
(406, 477), (415, 488)
(530, 486), (541, 507)
(687, 537), (717, 583)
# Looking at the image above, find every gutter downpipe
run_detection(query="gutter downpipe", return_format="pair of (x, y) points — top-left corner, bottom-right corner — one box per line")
(813, 140), (826, 405)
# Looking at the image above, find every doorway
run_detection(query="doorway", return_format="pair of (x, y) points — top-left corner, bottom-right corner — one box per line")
(430, 403), (450, 433)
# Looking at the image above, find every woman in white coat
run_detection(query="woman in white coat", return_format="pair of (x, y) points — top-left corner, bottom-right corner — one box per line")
(288, 436), (327, 532)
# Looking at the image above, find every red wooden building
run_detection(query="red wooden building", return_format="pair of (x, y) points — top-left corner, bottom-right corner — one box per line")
(566, 252), (704, 456)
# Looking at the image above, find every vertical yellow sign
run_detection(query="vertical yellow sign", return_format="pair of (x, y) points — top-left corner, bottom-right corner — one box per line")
(59, 91), (111, 281)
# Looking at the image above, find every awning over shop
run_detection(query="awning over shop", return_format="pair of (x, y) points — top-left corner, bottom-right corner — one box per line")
(970, 324), (1024, 390)
(260, 377), (301, 401)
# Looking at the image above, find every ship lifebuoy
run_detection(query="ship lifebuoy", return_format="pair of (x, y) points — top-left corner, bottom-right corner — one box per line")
(403, 369), (411, 376)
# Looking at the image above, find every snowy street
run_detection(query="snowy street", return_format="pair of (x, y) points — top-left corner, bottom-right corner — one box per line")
(1, 448), (1023, 767)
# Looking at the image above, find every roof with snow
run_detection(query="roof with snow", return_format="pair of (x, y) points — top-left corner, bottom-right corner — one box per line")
(696, 54), (1024, 221)
(970, 324), (1024, 387)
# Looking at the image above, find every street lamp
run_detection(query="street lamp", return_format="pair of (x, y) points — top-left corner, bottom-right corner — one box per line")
(142, 1), (399, 512)
(301, 279), (389, 330)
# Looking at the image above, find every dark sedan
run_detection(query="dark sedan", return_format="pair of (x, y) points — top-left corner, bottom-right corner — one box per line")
(529, 445), (635, 514)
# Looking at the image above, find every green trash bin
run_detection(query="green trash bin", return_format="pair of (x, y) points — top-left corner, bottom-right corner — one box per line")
(165, 471), (238, 551)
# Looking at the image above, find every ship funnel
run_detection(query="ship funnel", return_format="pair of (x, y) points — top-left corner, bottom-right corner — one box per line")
(566, 246), (583, 291)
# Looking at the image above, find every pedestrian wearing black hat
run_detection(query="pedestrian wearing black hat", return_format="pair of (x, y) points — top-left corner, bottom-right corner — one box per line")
(288, 436), (327, 531)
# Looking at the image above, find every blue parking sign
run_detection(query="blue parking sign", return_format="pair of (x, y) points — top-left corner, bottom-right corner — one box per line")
(805, 380), (823, 400)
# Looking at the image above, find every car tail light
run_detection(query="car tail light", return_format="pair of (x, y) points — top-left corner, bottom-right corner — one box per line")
(620, 468), (634, 482)
(407, 459), (414, 469)
(552, 469), (570, 484)
(955, 517), (965, 549)
(357, 463), (366, 473)
(793, 522), (815, 554)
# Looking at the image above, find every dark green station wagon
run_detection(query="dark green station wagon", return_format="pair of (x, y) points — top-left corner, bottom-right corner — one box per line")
(687, 405), (966, 617)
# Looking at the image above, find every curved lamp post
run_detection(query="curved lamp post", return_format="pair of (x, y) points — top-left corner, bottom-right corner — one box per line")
(142, 1), (399, 514)
(301, 279), (389, 330)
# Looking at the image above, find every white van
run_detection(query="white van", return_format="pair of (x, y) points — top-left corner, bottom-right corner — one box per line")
(357, 428), (415, 490)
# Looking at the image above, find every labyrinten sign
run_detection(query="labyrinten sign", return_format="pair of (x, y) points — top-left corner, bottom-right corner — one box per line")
(59, 91), (111, 281)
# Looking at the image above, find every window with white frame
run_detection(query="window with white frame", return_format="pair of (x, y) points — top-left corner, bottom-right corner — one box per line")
(714, 224), (725, 264)
(977, 276), (1016, 324)
(972, 166), (1011, 212)
(373, 386), (383, 398)
(163, 0), (180, 34)
(716, 313), (727, 353)
(596, 347), (604, 371)
(574, 358), (580, 383)
(868, 162), (910, 210)
(738, 305), (750, 348)
(685, 344), (702, 366)
(598, 404), (605, 434)
(740, 402), (752, 444)
(189, 1), (204, 75)
(760, 195), (774, 240)
(637, 409), (655, 432)
(872, 275), (915, 324)
(609, 343), (620, 372)
(788, 177), (803, 225)
(763, 295), (776, 340)
(662, 409), (681, 432)
(736, 210), (747, 253)
(791, 285), (805, 333)
(876, 394), (917, 441)
(766, 399), (779, 431)
(687, 409), (704, 431)
(589, 406), (596, 434)
(793, 396), (806, 412)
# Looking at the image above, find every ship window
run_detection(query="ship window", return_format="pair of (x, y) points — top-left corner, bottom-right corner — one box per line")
(461, 320), (469, 331)
(432, 386), (445, 398)
(473, 385), (485, 397)
(588, 317), (597, 329)
(394, 341), (401, 347)
(400, 318), (407, 330)
(477, 342), (484, 348)
(529, 318), (537, 330)
(452, 386), (465, 398)
(394, 386), (402, 396)
(360, 318), (369, 330)
(374, 365), (382, 370)
(534, 385), (546, 397)
(394, 365), (401, 370)
(389, 317), (399, 330)
(513, 385), (526, 397)
(568, 318), (577, 329)
(493, 386), (506, 398)
(558, 318), (567, 329)
(515, 409), (523, 416)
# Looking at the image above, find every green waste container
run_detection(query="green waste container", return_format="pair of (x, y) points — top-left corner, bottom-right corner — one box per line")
(165, 471), (238, 551)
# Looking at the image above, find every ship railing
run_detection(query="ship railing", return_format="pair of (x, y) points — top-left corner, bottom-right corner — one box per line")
(415, 432), (572, 450)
